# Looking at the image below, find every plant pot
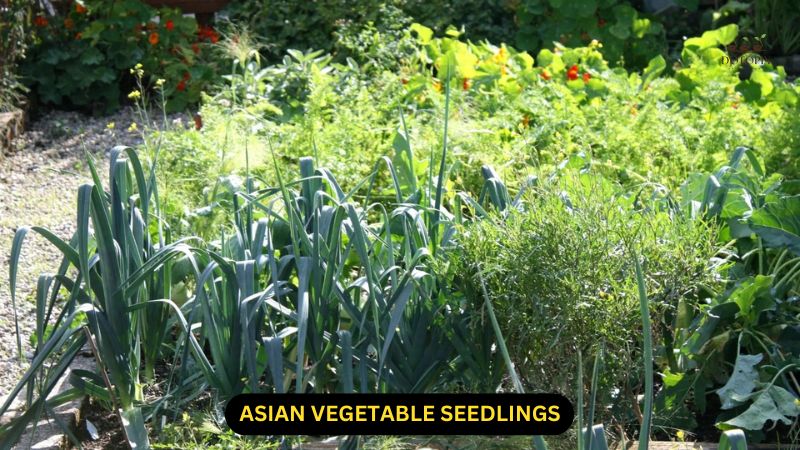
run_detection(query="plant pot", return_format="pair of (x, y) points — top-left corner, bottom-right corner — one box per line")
(140, 0), (230, 24)
(141, 0), (230, 14)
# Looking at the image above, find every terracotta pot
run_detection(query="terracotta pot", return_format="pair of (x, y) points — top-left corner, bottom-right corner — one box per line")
(141, 0), (231, 14)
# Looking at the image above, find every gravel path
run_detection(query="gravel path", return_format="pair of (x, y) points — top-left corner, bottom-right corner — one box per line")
(0, 108), (147, 398)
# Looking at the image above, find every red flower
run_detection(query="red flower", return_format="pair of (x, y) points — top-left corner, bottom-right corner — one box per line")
(75, 3), (87, 14)
(567, 65), (579, 81)
(191, 43), (200, 54)
(182, 71), (191, 81)
(197, 25), (219, 43)
(582, 72), (591, 83)
(34, 15), (48, 27)
(165, 20), (174, 31)
(540, 70), (551, 81)
(177, 80), (186, 92)
(149, 32), (159, 45)
(462, 78), (471, 91)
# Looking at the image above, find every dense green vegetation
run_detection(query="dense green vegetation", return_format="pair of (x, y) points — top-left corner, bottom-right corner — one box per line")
(2, 1), (800, 449)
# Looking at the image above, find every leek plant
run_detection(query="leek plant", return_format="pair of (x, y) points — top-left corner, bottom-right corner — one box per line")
(0, 72), (483, 449)
(3, 147), (200, 448)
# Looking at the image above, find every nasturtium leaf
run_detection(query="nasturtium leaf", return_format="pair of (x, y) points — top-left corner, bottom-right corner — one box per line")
(736, 80), (762, 102)
(684, 24), (739, 51)
(80, 47), (104, 65)
(609, 22), (630, 40)
(750, 69), (774, 97)
(675, 0), (699, 10)
(410, 23), (433, 44)
(560, 0), (597, 18)
(717, 353), (762, 410)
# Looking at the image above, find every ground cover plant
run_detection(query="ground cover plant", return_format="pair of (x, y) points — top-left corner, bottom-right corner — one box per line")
(150, 23), (800, 235)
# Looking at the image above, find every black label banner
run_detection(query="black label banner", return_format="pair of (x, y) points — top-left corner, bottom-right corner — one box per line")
(225, 393), (574, 435)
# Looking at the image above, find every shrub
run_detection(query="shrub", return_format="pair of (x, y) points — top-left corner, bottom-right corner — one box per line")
(0, 0), (30, 111)
(224, 0), (667, 71)
(513, 0), (667, 70)
(22, 0), (220, 113)
(453, 167), (717, 418)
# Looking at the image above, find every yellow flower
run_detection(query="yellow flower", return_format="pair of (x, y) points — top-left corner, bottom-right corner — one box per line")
(128, 90), (141, 100)
(129, 63), (144, 77)
(676, 430), (685, 441)
(106, 122), (115, 130)
(492, 46), (509, 65)
(127, 123), (138, 132)
(155, 78), (165, 87)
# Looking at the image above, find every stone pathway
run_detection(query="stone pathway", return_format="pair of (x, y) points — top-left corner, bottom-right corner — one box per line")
(0, 108), (148, 398)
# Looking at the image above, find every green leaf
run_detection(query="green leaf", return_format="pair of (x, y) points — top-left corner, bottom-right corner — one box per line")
(749, 196), (800, 255)
(728, 276), (774, 320)
(719, 429), (747, 450)
(79, 47), (104, 65)
(722, 385), (800, 430)
(717, 353), (763, 410)
(675, 0), (699, 10)
(119, 407), (150, 449)
(410, 23), (433, 44)
(684, 24), (739, 51)
(642, 55), (666, 87)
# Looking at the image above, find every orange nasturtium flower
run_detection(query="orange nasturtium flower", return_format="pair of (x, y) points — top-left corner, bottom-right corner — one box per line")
(75, 32), (82, 40)
(540, 70), (551, 81)
(567, 64), (579, 81)
(34, 15), (48, 27)
(462, 78), (471, 91)
(149, 32), (159, 45)
(75, 2), (87, 14)
(582, 72), (591, 83)
(64, 18), (74, 29)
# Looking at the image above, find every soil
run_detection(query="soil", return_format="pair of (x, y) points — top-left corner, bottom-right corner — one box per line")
(72, 397), (126, 450)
